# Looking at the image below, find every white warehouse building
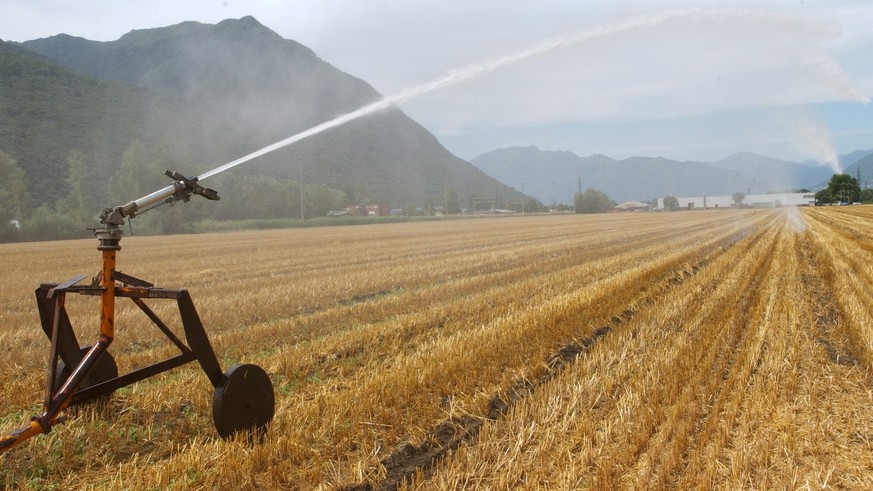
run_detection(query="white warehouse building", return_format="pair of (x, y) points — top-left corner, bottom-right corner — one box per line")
(656, 192), (816, 210)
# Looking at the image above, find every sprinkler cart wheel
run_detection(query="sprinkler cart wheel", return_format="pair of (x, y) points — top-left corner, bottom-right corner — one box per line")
(55, 346), (118, 403)
(212, 364), (275, 439)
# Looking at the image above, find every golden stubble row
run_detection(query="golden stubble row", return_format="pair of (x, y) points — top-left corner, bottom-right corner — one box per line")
(804, 206), (873, 369)
(416, 208), (873, 489)
(415, 210), (781, 488)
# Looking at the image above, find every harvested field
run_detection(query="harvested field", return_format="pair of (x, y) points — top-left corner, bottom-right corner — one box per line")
(1, 209), (872, 489)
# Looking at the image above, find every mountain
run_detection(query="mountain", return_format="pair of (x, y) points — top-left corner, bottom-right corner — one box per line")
(839, 149), (873, 167)
(707, 152), (832, 191)
(22, 18), (375, 140)
(0, 39), (174, 204)
(3, 17), (521, 215)
(471, 146), (835, 203)
(839, 153), (873, 189)
(801, 150), (873, 190)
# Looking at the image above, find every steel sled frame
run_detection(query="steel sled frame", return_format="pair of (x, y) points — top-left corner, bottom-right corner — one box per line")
(36, 272), (226, 405)
(1, 242), (274, 454)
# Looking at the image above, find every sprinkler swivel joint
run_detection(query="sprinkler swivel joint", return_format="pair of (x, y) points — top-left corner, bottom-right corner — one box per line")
(98, 169), (220, 227)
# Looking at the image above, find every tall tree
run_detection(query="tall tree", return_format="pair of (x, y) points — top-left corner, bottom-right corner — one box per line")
(109, 140), (161, 206)
(63, 149), (97, 222)
(826, 173), (860, 203)
(0, 151), (31, 240)
(815, 189), (834, 204)
(663, 195), (680, 211)
(731, 192), (746, 207)
(445, 190), (461, 214)
(575, 188), (613, 214)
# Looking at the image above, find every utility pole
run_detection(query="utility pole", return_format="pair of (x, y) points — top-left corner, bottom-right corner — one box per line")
(300, 161), (305, 220)
(576, 177), (583, 212)
(444, 176), (448, 215)
(521, 182), (525, 213)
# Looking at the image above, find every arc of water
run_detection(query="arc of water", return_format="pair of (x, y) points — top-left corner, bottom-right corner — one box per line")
(197, 7), (848, 182)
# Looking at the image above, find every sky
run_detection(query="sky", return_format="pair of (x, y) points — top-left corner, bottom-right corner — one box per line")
(2, 0), (872, 166)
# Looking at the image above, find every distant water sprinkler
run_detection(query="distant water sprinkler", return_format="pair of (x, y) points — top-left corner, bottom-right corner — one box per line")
(0, 170), (275, 456)
(794, 114), (843, 173)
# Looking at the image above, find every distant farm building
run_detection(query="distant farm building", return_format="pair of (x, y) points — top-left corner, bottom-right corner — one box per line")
(656, 193), (815, 210)
(366, 203), (389, 216)
(344, 203), (390, 216)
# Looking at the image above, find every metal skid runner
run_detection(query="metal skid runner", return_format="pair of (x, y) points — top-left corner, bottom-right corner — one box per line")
(1, 171), (275, 455)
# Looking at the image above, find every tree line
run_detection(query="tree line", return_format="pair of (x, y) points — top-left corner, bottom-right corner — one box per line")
(574, 188), (616, 214)
(815, 174), (873, 204)
(1, 141), (553, 242)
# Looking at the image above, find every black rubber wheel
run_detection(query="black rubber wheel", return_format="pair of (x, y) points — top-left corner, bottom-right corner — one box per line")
(56, 345), (118, 403)
(212, 364), (275, 440)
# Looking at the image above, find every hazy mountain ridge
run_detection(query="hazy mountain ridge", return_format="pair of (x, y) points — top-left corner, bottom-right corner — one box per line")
(839, 152), (873, 189)
(471, 146), (854, 203)
(3, 17), (522, 213)
(838, 149), (873, 167)
(23, 16), (370, 132)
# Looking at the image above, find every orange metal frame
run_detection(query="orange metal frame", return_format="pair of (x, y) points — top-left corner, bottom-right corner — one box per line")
(0, 229), (224, 455)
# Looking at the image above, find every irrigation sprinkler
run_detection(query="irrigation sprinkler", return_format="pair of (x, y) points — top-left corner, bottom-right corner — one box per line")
(0, 170), (275, 455)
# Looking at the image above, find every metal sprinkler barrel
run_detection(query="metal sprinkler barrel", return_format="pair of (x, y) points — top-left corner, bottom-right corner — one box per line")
(0, 170), (275, 456)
